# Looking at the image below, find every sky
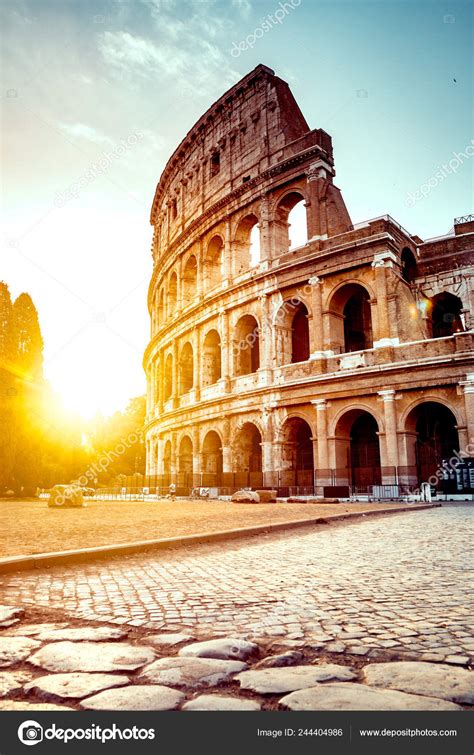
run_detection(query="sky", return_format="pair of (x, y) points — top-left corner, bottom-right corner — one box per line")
(1, 0), (472, 418)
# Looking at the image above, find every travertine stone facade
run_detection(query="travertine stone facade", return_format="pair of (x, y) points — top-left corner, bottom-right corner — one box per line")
(144, 65), (474, 494)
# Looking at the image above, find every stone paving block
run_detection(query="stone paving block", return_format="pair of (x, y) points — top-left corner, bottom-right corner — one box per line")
(236, 664), (357, 694)
(0, 637), (41, 667)
(139, 657), (247, 689)
(147, 633), (194, 647)
(32, 627), (128, 642)
(0, 700), (74, 710)
(183, 694), (261, 711)
(280, 683), (463, 711)
(81, 685), (185, 710)
(0, 670), (32, 698)
(29, 641), (155, 673)
(363, 661), (474, 704)
(0, 606), (24, 624)
(254, 651), (303, 669)
(24, 672), (130, 700)
(178, 638), (258, 662)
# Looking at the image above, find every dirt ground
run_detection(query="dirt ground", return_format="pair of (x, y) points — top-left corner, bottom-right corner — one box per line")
(0, 499), (412, 558)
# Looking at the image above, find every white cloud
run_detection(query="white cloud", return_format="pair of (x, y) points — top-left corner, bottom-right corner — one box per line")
(58, 122), (114, 146)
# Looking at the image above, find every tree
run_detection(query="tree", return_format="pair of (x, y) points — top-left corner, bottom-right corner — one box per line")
(0, 282), (16, 489)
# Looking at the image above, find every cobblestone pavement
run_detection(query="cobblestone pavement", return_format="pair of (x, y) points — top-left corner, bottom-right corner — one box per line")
(0, 505), (473, 663)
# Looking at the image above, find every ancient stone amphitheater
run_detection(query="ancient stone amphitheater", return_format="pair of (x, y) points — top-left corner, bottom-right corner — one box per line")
(143, 64), (474, 497)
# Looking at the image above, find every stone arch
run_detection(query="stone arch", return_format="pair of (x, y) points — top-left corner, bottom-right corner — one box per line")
(278, 416), (314, 488)
(232, 421), (263, 473)
(163, 439), (172, 475)
(429, 292), (465, 338)
(178, 434), (193, 475)
(327, 281), (374, 353)
(202, 328), (222, 386)
(401, 247), (418, 283)
(274, 190), (309, 253)
(164, 352), (173, 401)
(403, 401), (460, 487)
(201, 430), (223, 478)
(233, 214), (260, 275)
(274, 298), (310, 365)
(168, 271), (177, 316)
(333, 407), (382, 491)
(178, 341), (193, 394)
(182, 254), (197, 306)
(233, 314), (260, 376)
(204, 235), (223, 290)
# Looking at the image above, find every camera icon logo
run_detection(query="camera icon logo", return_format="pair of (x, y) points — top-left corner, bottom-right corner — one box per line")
(18, 720), (44, 746)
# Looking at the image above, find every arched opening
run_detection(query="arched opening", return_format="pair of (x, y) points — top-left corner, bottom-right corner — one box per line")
(234, 314), (260, 376)
(168, 272), (177, 315)
(233, 214), (260, 275)
(279, 417), (314, 488)
(233, 422), (262, 474)
(163, 440), (172, 476)
(164, 352), (173, 401)
(275, 192), (308, 254)
(178, 435), (193, 475)
(328, 283), (373, 353)
(401, 248), (418, 283)
(429, 292), (464, 338)
(334, 409), (381, 492)
(182, 255), (197, 306)
(158, 288), (164, 325)
(204, 236), (223, 291)
(201, 430), (223, 484)
(179, 342), (193, 394)
(405, 402), (459, 487)
(202, 329), (221, 386)
(275, 299), (310, 365)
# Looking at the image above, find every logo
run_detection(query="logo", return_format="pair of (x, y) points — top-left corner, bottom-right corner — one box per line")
(18, 721), (43, 746)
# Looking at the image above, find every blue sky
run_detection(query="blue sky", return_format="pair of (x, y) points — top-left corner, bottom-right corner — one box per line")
(1, 0), (472, 416)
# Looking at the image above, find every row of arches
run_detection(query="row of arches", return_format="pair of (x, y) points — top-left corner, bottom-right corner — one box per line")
(161, 401), (459, 490)
(156, 283), (467, 402)
(152, 193), (309, 329)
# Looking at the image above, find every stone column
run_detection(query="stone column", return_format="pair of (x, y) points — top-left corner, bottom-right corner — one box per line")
(308, 276), (325, 357)
(378, 390), (400, 471)
(219, 308), (231, 392)
(170, 433), (177, 479)
(372, 251), (399, 347)
(259, 195), (271, 265)
(223, 217), (232, 283)
(312, 399), (330, 489)
(258, 293), (273, 384)
(461, 373), (474, 446)
(172, 341), (179, 408)
(176, 255), (183, 311)
(193, 328), (201, 401)
(157, 436), (164, 476)
(261, 405), (275, 486)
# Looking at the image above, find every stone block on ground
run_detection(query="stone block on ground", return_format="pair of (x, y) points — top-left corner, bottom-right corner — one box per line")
(178, 638), (258, 662)
(138, 657), (247, 689)
(48, 484), (84, 508)
(255, 490), (277, 503)
(29, 641), (155, 673)
(32, 626), (127, 642)
(280, 683), (463, 711)
(236, 664), (356, 694)
(0, 670), (32, 698)
(254, 651), (303, 669)
(81, 685), (185, 711)
(363, 661), (474, 704)
(183, 694), (261, 711)
(0, 700), (74, 710)
(231, 490), (260, 503)
(0, 606), (24, 624)
(147, 633), (194, 647)
(24, 672), (130, 700)
(0, 637), (41, 667)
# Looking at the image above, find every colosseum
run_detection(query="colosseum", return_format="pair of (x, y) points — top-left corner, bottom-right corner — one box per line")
(143, 64), (474, 499)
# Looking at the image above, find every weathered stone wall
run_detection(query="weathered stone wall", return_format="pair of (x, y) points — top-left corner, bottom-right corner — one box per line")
(143, 65), (474, 490)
